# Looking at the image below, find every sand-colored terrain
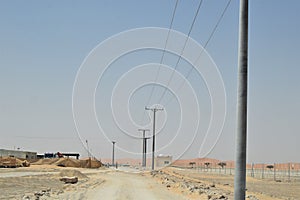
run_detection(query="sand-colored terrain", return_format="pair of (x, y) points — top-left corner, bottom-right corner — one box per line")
(0, 165), (188, 200)
(0, 165), (105, 199)
(157, 167), (300, 200)
(0, 164), (299, 199)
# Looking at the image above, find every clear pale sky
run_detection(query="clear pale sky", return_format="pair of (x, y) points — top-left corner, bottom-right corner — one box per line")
(0, 0), (299, 163)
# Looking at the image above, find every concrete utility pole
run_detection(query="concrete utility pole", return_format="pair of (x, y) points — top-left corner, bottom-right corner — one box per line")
(111, 141), (116, 167)
(145, 106), (164, 170)
(86, 139), (90, 158)
(234, 0), (249, 200)
(144, 137), (150, 167)
(138, 129), (150, 167)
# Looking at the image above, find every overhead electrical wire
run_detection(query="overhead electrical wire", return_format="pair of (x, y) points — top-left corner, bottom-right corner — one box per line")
(141, 0), (232, 125)
(163, 0), (232, 107)
(145, 0), (179, 105)
(156, 0), (204, 104)
(140, 0), (179, 125)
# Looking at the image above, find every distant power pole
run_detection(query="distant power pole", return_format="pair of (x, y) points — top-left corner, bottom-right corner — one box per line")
(111, 141), (116, 166)
(144, 137), (150, 167)
(138, 129), (150, 167)
(86, 139), (90, 158)
(145, 106), (164, 170)
(234, 0), (249, 200)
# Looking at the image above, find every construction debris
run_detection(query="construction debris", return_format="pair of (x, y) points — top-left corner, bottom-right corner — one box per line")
(59, 176), (78, 184)
(59, 169), (88, 179)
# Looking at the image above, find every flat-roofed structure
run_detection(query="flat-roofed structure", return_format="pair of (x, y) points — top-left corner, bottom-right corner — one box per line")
(155, 155), (172, 168)
(0, 149), (37, 159)
(61, 153), (80, 159)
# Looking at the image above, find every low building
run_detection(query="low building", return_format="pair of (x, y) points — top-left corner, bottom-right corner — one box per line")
(0, 149), (37, 160)
(43, 152), (80, 159)
(155, 155), (172, 168)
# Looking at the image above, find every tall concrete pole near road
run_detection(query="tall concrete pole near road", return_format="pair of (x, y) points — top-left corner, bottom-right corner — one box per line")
(145, 106), (164, 170)
(144, 137), (150, 167)
(234, 0), (249, 199)
(112, 141), (116, 166)
(138, 129), (150, 167)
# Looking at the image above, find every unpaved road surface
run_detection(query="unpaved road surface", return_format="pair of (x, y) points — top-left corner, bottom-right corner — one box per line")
(87, 170), (188, 200)
(1, 165), (298, 199)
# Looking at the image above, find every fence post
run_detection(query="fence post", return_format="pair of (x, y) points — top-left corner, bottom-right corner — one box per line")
(262, 163), (264, 179)
(274, 163), (276, 181)
(215, 163), (216, 172)
(251, 163), (254, 177)
(288, 163), (291, 181)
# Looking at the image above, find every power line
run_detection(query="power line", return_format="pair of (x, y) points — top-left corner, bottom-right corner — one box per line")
(162, 0), (232, 107)
(13, 135), (78, 140)
(139, 1), (232, 156)
(148, 0), (179, 98)
(140, 0), (179, 125)
(157, 0), (204, 104)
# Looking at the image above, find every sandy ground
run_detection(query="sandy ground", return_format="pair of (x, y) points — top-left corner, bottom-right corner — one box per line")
(0, 165), (188, 200)
(86, 170), (188, 200)
(163, 167), (300, 200)
(0, 165), (299, 200)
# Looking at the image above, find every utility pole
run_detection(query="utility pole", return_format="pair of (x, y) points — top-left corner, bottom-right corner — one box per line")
(86, 139), (90, 158)
(234, 0), (248, 200)
(144, 137), (150, 167)
(145, 106), (164, 170)
(111, 141), (116, 167)
(138, 129), (150, 167)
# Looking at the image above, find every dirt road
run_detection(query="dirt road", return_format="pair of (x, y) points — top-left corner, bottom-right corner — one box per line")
(1, 165), (298, 199)
(0, 166), (188, 200)
(87, 170), (188, 200)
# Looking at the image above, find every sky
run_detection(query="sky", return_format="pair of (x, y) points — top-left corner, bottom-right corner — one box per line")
(0, 0), (299, 163)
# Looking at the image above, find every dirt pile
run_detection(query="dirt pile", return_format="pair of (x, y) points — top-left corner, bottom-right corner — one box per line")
(32, 157), (102, 168)
(32, 158), (60, 165)
(151, 169), (233, 199)
(0, 157), (30, 168)
(54, 158), (82, 168)
(59, 169), (88, 179)
(80, 158), (102, 168)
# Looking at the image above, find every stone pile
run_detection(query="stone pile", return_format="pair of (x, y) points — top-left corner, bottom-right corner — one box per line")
(151, 170), (231, 200)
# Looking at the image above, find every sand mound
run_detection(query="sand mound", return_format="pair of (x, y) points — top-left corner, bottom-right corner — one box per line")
(80, 158), (102, 168)
(32, 157), (102, 168)
(0, 156), (29, 168)
(90, 160), (102, 168)
(31, 158), (60, 165)
(59, 169), (88, 179)
(54, 158), (82, 168)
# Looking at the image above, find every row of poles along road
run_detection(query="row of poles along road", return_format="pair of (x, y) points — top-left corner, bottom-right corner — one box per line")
(111, 106), (164, 171)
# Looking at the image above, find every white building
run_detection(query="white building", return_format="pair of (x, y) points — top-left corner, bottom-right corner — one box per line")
(0, 149), (37, 159)
(155, 155), (172, 168)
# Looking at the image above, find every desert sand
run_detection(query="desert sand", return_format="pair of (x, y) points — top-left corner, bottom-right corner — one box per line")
(0, 164), (299, 200)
